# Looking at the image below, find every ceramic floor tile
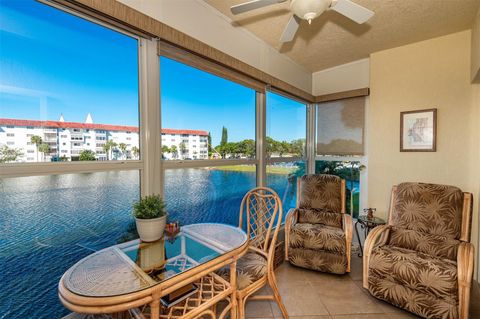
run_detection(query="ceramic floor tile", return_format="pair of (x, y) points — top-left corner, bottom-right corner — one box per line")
(330, 315), (387, 319)
(245, 300), (275, 318)
(312, 280), (383, 315)
(270, 282), (329, 317)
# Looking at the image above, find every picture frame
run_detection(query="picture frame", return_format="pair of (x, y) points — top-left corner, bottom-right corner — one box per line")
(400, 108), (437, 152)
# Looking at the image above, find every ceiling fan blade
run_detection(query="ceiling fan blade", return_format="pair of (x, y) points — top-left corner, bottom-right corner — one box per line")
(280, 15), (301, 43)
(331, 0), (374, 24)
(231, 0), (286, 15)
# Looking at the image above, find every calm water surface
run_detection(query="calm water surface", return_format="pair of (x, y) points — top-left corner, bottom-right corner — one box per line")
(0, 169), (294, 318)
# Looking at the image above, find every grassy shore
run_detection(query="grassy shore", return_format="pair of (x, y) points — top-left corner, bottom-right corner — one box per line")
(213, 165), (297, 175)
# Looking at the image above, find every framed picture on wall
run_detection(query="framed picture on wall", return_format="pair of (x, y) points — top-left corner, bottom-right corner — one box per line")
(400, 108), (437, 152)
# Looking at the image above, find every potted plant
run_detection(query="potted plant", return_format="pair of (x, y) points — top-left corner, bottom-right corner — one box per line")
(133, 194), (167, 242)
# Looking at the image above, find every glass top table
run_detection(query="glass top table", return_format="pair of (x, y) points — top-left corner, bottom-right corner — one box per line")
(61, 223), (248, 298)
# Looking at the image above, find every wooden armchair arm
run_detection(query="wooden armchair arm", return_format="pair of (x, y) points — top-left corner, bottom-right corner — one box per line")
(284, 208), (298, 261)
(343, 214), (353, 272)
(362, 225), (390, 289)
(458, 242), (474, 319)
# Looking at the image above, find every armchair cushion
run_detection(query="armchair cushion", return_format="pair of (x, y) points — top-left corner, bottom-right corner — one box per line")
(296, 208), (343, 228)
(389, 227), (460, 261)
(368, 245), (458, 303)
(289, 223), (346, 254)
(289, 248), (347, 274)
(217, 251), (267, 290)
(392, 182), (464, 239)
(298, 174), (342, 212)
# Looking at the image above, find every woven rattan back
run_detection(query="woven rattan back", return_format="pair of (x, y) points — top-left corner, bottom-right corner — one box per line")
(239, 187), (282, 253)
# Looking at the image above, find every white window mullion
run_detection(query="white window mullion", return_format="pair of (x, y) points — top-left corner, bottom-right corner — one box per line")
(139, 38), (162, 197)
(306, 103), (316, 174)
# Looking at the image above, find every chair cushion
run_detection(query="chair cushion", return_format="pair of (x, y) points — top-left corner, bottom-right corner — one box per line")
(389, 227), (460, 261)
(288, 248), (347, 274)
(216, 251), (267, 290)
(289, 223), (345, 254)
(368, 245), (458, 303)
(391, 182), (464, 239)
(296, 208), (343, 228)
(368, 273), (458, 319)
(298, 174), (342, 212)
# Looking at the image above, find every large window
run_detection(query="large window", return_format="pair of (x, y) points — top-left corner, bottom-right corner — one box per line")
(0, 171), (140, 318)
(0, 0), (139, 163)
(266, 91), (306, 158)
(160, 57), (255, 160)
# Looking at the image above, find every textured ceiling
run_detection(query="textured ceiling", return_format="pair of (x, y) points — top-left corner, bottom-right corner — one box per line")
(204, 0), (480, 72)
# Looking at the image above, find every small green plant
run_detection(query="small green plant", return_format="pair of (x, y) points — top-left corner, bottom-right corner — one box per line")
(133, 194), (167, 219)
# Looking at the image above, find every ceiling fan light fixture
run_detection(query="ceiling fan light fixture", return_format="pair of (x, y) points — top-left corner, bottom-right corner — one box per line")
(290, 0), (331, 23)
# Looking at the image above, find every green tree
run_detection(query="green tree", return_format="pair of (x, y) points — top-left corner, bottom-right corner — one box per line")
(290, 138), (306, 157)
(38, 143), (50, 162)
(219, 126), (228, 158)
(103, 140), (117, 160)
(131, 146), (140, 159)
(0, 146), (23, 163)
(238, 139), (255, 158)
(118, 143), (127, 160)
(170, 145), (178, 159)
(30, 135), (43, 162)
(279, 141), (290, 157)
(266, 137), (279, 158)
(79, 149), (96, 161)
(179, 142), (187, 157)
(207, 132), (212, 157)
(161, 145), (171, 154)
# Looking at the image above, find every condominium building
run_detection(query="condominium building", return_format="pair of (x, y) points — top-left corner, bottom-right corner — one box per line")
(0, 114), (208, 162)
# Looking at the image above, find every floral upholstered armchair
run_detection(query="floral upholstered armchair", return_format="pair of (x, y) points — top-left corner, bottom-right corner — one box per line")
(285, 174), (352, 274)
(363, 182), (474, 319)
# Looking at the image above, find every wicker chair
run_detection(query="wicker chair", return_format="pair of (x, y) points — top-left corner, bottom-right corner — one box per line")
(363, 182), (474, 319)
(218, 187), (288, 319)
(285, 174), (352, 274)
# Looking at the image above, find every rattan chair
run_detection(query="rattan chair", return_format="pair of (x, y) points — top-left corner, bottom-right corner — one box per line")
(285, 174), (352, 274)
(363, 182), (474, 319)
(218, 187), (288, 319)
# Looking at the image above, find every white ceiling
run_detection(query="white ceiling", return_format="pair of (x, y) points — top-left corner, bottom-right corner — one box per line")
(204, 0), (480, 72)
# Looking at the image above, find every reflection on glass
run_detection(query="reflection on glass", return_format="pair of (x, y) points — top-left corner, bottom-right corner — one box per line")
(315, 160), (362, 218)
(0, 170), (140, 318)
(164, 165), (256, 226)
(0, 0), (139, 163)
(160, 57), (255, 160)
(266, 161), (305, 218)
(266, 92), (306, 158)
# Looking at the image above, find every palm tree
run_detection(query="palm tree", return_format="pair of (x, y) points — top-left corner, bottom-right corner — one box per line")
(170, 145), (178, 159)
(118, 143), (127, 160)
(103, 140), (117, 160)
(0, 146), (23, 163)
(38, 143), (50, 162)
(179, 142), (187, 158)
(131, 146), (140, 159)
(30, 135), (42, 162)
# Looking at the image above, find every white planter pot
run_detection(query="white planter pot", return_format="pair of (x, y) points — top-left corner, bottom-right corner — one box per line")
(135, 215), (167, 242)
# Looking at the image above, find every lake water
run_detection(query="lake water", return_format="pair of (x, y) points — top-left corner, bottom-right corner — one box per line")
(0, 169), (295, 318)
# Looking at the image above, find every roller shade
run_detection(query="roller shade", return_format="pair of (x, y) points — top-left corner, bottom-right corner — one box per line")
(316, 96), (365, 156)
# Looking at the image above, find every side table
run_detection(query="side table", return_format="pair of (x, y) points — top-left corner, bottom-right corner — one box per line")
(355, 215), (386, 257)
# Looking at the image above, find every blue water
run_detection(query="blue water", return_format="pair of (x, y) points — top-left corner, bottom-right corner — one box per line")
(0, 169), (295, 318)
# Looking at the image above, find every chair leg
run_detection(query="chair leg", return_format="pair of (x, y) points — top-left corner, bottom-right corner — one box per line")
(268, 273), (289, 319)
(237, 296), (245, 319)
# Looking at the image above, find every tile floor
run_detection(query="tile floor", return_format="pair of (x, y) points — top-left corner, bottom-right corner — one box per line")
(245, 256), (480, 319)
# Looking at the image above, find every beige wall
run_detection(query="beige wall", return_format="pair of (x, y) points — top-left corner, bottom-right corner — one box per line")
(118, 0), (312, 93)
(472, 7), (480, 82)
(312, 58), (370, 95)
(369, 30), (479, 277)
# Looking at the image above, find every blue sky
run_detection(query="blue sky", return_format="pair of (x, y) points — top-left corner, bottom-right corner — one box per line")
(0, 0), (306, 146)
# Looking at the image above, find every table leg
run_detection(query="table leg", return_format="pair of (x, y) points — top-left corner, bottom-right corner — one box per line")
(355, 220), (364, 257)
(230, 259), (238, 319)
(150, 299), (160, 319)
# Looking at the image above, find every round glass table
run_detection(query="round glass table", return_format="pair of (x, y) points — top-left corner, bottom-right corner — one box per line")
(59, 223), (249, 319)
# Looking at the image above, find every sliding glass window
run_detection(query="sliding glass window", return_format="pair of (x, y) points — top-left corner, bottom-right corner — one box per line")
(0, 1), (142, 318)
(266, 91), (307, 215)
(0, 0), (139, 163)
(160, 55), (256, 226)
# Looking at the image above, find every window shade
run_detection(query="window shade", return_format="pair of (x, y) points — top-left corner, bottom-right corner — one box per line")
(316, 96), (365, 156)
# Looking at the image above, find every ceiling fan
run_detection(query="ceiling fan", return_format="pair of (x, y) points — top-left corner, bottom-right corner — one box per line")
(230, 0), (374, 43)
